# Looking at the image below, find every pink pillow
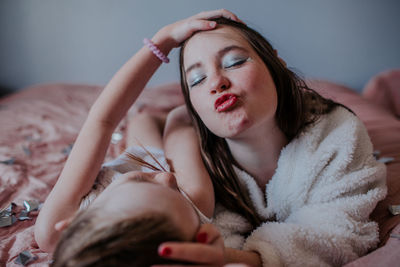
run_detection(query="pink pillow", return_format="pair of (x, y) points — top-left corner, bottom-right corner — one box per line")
(363, 69), (400, 118)
(130, 82), (184, 115)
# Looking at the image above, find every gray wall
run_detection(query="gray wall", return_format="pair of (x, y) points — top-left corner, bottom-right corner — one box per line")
(1, 0), (399, 93)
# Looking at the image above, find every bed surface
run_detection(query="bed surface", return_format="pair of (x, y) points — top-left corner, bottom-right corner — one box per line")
(1, 71), (399, 266)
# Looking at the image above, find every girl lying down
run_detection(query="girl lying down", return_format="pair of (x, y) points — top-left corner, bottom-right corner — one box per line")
(47, 113), (215, 266)
(35, 9), (256, 267)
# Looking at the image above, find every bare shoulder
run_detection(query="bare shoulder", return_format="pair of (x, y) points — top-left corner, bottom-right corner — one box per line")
(165, 105), (192, 128)
(164, 105), (193, 139)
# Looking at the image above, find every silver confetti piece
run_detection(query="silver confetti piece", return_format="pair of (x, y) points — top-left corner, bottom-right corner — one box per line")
(23, 200), (40, 212)
(0, 158), (15, 165)
(14, 250), (38, 266)
(18, 210), (31, 221)
(25, 135), (41, 142)
(388, 205), (400, 216)
(390, 233), (400, 240)
(22, 146), (32, 156)
(0, 215), (17, 227)
(111, 132), (123, 144)
(377, 157), (395, 164)
(62, 143), (73, 155)
(0, 210), (7, 217)
(0, 202), (15, 217)
(372, 150), (380, 159)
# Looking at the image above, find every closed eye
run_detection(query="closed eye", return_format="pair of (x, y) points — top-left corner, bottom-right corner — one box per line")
(224, 58), (248, 69)
(190, 76), (206, 88)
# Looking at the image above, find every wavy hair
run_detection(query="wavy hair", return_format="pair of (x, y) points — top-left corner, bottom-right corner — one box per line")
(179, 17), (340, 228)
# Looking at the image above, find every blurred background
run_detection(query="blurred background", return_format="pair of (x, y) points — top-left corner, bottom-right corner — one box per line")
(1, 0), (399, 96)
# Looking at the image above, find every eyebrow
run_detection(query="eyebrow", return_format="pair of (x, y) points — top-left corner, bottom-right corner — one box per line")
(185, 45), (248, 74)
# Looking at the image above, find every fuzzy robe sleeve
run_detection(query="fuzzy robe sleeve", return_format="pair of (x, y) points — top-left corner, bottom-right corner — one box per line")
(238, 107), (387, 267)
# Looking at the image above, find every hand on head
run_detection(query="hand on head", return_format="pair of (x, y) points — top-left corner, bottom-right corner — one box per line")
(157, 9), (244, 48)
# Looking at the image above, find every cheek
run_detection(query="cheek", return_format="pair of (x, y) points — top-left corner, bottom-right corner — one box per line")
(244, 66), (277, 101)
(189, 93), (223, 134)
(241, 65), (270, 91)
(189, 91), (210, 117)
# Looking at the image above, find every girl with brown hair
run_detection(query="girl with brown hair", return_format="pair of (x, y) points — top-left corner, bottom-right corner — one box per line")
(155, 15), (387, 266)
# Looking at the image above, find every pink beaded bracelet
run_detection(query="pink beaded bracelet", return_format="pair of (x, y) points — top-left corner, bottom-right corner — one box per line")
(143, 38), (170, 63)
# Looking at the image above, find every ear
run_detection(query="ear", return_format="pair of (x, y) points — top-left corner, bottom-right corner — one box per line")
(54, 216), (74, 232)
(273, 49), (287, 67)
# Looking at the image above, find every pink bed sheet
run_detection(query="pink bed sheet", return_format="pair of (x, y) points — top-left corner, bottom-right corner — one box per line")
(0, 84), (121, 266)
(0, 82), (184, 266)
(0, 80), (399, 266)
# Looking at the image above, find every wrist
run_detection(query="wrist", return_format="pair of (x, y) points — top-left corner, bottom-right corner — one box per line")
(151, 28), (175, 57)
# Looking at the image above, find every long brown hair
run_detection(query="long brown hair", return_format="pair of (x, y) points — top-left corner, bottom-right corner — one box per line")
(52, 208), (194, 266)
(179, 17), (341, 228)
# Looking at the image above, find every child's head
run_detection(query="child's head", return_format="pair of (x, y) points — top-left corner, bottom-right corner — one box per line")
(51, 171), (200, 266)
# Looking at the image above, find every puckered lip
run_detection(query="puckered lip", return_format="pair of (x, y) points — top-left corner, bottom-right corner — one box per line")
(214, 93), (238, 111)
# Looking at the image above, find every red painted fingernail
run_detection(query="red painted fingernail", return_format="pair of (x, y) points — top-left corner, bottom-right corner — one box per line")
(196, 232), (208, 243)
(159, 246), (172, 257)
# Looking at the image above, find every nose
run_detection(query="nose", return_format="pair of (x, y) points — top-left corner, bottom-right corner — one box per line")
(154, 172), (178, 190)
(209, 73), (230, 94)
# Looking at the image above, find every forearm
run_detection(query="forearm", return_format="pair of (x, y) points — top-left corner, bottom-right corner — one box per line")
(36, 31), (174, 252)
(35, 122), (113, 252)
(43, 34), (171, 210)
(225, 248), (262, 267)
(56, 31), (172, 201)
(89, 30), (174, 129)
(64, 31), (174, 193)
(40, 35), (171, 217)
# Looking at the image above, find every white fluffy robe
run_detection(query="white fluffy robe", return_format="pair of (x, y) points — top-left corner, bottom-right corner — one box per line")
(213, 107), (387, 267)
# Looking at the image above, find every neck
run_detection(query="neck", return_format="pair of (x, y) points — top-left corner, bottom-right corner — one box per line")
(226, 120), (288, 190)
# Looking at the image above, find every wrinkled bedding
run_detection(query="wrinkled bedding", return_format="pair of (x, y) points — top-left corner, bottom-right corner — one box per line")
(0, 83), (183, 266)
(0, 75), (399, 266)
(0, 84), (110, 266)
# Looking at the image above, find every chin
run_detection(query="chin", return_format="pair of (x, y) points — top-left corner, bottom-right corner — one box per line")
(213, 112), (252, 138)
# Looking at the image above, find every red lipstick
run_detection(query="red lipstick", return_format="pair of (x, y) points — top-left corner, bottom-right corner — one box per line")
(215, 94), (238, 112)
